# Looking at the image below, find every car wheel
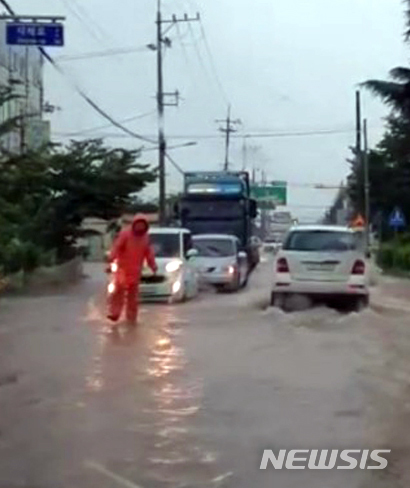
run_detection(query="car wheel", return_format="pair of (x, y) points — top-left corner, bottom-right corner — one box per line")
(181, 282), (189, 302)
(353, 296), (369, 312)
(231, 273), (241, 292)
(271, 292), (285, 308)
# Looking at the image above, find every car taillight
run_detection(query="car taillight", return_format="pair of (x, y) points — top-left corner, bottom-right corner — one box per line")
(277, 257), (289, 273)
(352, 260), (365, 275)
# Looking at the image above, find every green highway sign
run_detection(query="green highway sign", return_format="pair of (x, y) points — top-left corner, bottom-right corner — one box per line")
(251, 181), (287, 205)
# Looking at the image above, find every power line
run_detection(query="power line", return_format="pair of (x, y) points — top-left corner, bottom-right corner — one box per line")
(175, 22), (197, 84)
(60, 0), (104, 43)
(54, 126), (368, 140)
(198, 18), (229, 105)
(62, 111), (156, 136)
(54, 46), (149, 63)
(0, 0), (156, 144)
(70, 0), (109, 41)
(165, 152), (185, 175)
(43, 54), (156, 143)
(187, 22), (219, 101)
(183, 0), (229, 105)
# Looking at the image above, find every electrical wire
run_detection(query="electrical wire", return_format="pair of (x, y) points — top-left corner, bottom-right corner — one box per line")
(176, 23), (193, 72)
(43, 52), (156, 143)
(63, 111), (156, 136)
(174, 23), (199, 96)
(0, 0), (156, 144)
(186, 22), (226, 107)
(60, 0), (105, 44)
(165, 152), (185, 175)
(59, 0), (143, 78)
(54, 46), (149, 63)
(70, 0), (109, 41)
(54, 126), (361, 140)
(198, 18), (229, 106)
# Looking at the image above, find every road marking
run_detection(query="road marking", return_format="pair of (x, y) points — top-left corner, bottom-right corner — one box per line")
(212, 471), (234, 484)
(85, 461), (145, 488)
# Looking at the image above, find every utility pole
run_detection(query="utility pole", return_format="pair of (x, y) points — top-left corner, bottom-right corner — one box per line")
(216, 106), (241, 171)
(155, 1), (199, 225)
(21, 46), (29, 153)
(242, 137), (247, 171)
(355, 90), (361, 159)
(363, 118), (370, 252)
(261, 170), (268, 240)
(156, 1), (166, 225)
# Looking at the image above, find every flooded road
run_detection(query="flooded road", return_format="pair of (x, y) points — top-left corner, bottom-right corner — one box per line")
(1, 261), (410, 487)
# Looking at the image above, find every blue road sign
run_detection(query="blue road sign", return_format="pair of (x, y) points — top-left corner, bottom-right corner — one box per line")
(6, 23), (64, 46)
(389, 207), (406, 229)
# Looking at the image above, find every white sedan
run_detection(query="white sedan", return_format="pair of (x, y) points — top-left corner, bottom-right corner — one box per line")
(140, 228), (199, 303)
(271, 225), (370, 311)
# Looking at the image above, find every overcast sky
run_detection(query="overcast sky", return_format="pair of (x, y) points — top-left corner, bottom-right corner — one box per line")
(13, 0), (409, 221)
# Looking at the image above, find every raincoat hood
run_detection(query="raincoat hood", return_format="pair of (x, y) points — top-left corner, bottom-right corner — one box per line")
(131, 214), (150, 234)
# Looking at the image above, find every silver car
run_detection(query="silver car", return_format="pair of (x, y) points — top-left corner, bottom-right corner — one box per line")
(192, 234), (248, 292)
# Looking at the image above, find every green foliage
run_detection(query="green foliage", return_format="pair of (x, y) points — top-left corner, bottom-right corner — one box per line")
(0, 88), (157, 276)
(378, 241), (410, 270)
(347, 2), (410, 238)
(378, 242), (395, 269)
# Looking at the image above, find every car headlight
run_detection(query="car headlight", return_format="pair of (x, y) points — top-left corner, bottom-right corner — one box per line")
(172, 280), (182, 294)
(166, 260), (182, 273)
(110, 261), (118, 273)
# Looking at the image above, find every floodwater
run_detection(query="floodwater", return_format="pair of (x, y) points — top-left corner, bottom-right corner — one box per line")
(1, 261), (410, 487)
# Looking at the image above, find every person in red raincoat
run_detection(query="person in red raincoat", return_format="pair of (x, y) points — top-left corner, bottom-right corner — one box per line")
(107, 214), (157, 325)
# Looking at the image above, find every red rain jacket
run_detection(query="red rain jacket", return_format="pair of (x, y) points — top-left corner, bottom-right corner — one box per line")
(109, 214), (157, 285)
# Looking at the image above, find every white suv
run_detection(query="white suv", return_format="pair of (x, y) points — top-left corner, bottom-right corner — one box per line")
(270, 225), (369, 311)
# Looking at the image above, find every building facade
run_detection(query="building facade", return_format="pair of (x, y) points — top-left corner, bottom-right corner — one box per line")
(0, 19), (48, 153)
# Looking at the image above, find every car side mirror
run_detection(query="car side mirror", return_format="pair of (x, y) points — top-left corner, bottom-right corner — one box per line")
(186, 248), (198, 260)
(238, 251), (247, 260)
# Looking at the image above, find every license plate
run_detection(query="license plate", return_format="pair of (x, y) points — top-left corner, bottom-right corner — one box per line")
(306, 263), (335, 272)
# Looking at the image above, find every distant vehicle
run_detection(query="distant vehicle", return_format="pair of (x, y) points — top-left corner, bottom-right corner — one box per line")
(174, 171), (259, 270)
(264, 232), (285, 254)
(192, 234), (249, 292)
(140, 228), (199, 303)
(270, 225), (369, 311)
(271, 211), (293, 225)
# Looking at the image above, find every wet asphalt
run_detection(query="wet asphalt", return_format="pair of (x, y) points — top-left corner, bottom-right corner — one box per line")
(1, 259), (410, 488)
